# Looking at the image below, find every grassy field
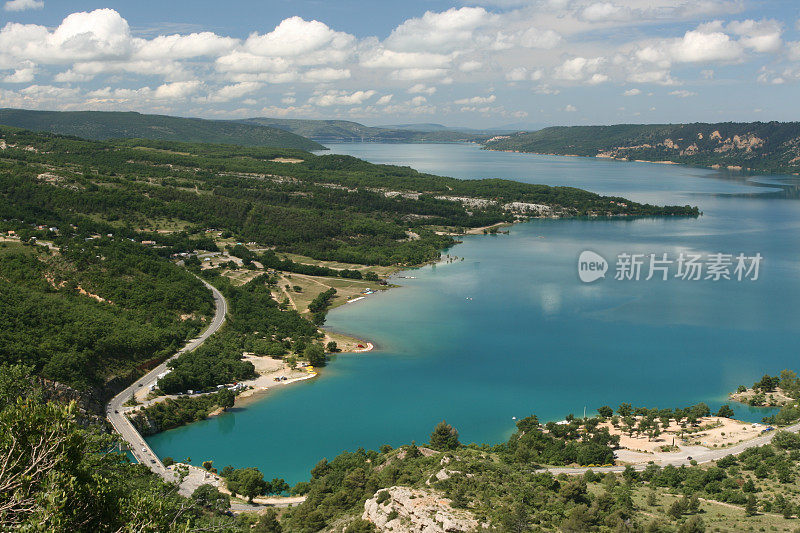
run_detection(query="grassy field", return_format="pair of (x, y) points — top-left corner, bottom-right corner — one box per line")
(278, 272), (389, 312)
(277, 252), (400, 277)
(630, 486), (799, 532)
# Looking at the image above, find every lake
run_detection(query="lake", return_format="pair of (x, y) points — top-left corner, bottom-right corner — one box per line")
(147, 143), (800, 484)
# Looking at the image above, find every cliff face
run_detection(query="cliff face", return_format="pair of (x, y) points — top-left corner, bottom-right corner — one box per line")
(483, 122), (800, 174)
(40, 378), (105, 416)
(362, 486), (479, 533)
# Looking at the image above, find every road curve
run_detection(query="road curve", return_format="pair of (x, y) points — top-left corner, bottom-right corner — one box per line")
(106, 275), (227, 479)
(538, 421), (800, 476)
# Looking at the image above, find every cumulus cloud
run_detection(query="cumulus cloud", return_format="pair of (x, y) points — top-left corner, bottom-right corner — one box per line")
(390, 68), (447, 80)
(4, 0), (43, 11)
(0, 3), (794, 121)
(207, 82), (261, 102)
(0, 9), (133, 64)
(669, 89), (697, 97)
(505, 67), (528, 81)
(243, 17), (354, 62)
(301, 68), (350, 82)
(554, 56), (607, 83)
(564, 104), (577, 112)
(309, 89), (376, 106)
(459, 60), (483, 72)
(153, 80), (203, 99)
(408, 84), (436, 95)
(360, 49), (452, 69)
(727, 19), (783, 53)
(135, 32), (238, 60)
(3, 67), (35, 83)
(580, 2), (631, 22)
(635, 26), (744, 65)
(454, 94), (496, 104)
(384, 7), (494, 53)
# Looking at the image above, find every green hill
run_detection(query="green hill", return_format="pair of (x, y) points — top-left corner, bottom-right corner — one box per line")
(483, 122), (800, 174)
(0, 108), (325, 150)
(239, 116), (492, 143)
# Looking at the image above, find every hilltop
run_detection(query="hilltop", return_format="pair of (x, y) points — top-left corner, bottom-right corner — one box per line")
(238, 117), (492, 143)
(0, 108), (325, 151)
(483, 122), (800, 175)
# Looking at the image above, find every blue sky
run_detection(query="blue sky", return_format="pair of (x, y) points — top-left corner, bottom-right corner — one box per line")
(1, 0), (799, 128)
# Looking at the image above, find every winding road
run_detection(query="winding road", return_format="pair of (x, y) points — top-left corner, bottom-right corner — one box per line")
(104, 269), (800, 509)
(106, 276), (228, 479)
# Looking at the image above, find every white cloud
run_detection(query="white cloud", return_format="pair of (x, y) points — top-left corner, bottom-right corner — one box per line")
(554, 56), (606, 83)
(153, 80), (202, 99)
(390, 68), (447, 80)
(53, 69), (92, 82)
(4, 0), (43, 11)
(454, 94), (496, 104)
(580, 2), (631, 22)
(384, 7), (494, 53)
(301, 68), (350, 82)
(459, 60), (482, 72)
(564, 104), (577, 112)
(0, 3), (794, 121)
(669, 89), (697, 97)
(134, 32), (238, 60)
(623, 88), (641, 96)
(208, 82), (261, 102)
(727, 19), (783, 53)
(635, 26), (744, 65)
(244, 17), (354, 62)
(360, 49), (452, 69)
(0, 9), (134, 63)
(408, 84), (436, 95)
(3, 67), (35, 83)
(309, 89), (376, 106)
(505, 67), (528, 81)
(215, 52), (290, 74)
(626, 69), (677, 85)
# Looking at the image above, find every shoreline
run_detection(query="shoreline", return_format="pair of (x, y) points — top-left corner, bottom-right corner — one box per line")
(480, 146), (800, 176)
(230, 338), (376, 409)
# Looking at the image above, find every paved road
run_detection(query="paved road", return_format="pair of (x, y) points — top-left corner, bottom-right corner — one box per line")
(106, 276), (227, 479)
(539, 421), (800, 475)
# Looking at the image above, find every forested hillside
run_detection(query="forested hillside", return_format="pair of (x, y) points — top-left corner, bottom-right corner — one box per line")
(0, 108), (325, 150)
(0, 125), (695, 394)
(484, 122), (800, 174)
(0, 126), (696, 267)
(239, 117), (492, 143)
(7, 365), (800, 532)
(0, 240), (212, 392)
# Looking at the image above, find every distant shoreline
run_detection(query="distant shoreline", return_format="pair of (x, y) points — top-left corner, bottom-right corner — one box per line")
(481, 146), (800, 177)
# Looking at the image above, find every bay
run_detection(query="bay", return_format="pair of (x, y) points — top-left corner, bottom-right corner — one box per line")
(147, 143), (800, 484)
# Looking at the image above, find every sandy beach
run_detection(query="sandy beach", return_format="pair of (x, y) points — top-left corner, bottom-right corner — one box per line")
(233, 340), (375, 406)
(598, 415), (768, 463)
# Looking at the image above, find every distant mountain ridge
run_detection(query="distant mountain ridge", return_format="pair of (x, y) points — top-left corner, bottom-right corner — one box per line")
(0, 109), (325, 150)
(238, 117), (492, 143)
(483, 122), (800, 174)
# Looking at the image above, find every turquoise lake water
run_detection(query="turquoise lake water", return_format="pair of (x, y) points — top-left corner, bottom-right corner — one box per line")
(147, 143), (800, 484)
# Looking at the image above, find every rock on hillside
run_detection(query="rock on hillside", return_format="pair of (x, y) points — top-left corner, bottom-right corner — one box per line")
(362, 486), (479, 533)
